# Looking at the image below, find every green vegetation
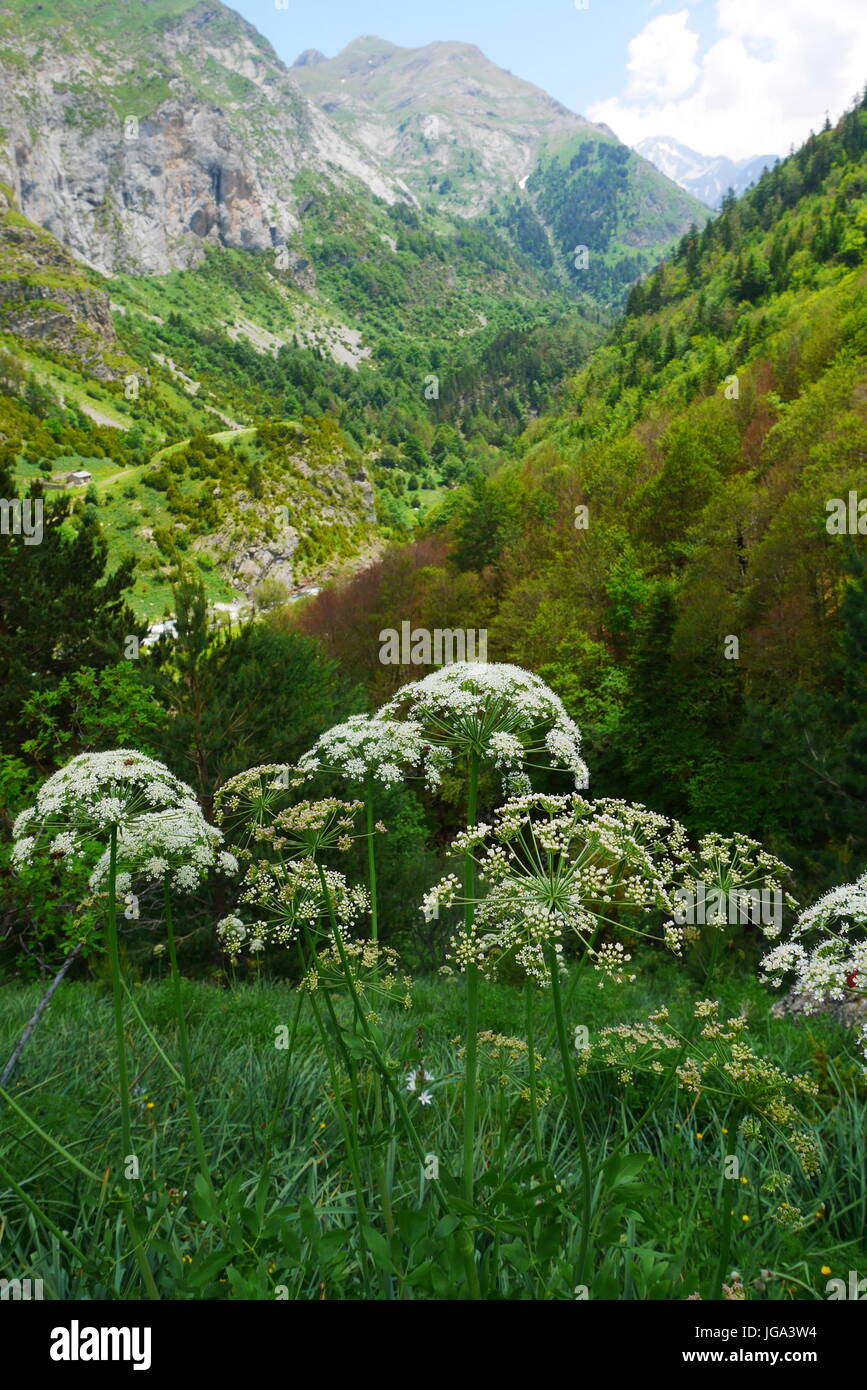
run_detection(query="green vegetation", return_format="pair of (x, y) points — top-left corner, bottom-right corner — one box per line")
(302, 91), (867, 898)
(0, 960), (861, 1300)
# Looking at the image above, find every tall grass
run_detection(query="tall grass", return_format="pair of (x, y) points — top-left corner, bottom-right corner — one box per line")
(1, 962), (863, 1300)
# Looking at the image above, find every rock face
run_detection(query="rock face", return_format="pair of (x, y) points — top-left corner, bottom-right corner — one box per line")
(0, 184), (126, 378)
(0, 1), (411, 275)
(198, 424), (379, 596)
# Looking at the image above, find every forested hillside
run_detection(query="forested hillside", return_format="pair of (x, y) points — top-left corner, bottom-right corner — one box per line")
(297, 93), (867, 890)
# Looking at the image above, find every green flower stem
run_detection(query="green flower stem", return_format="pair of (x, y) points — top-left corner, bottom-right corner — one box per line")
(106, 825), (133, 1178)
(365, 776), (378, 942)
(712, 1103), (745, 1300)
(545, 943), (592, 1289)
(596, 925), (725, 1174)
(525, 980), (543, 1164)
(313, 865), (450, 1214)
(117, 1190), (161, 1301)
(461, 752), (480, 1200)
(304, 985), (376, 1299)
(163, 874), (212, 1195)
(461, 751), (482, 1298)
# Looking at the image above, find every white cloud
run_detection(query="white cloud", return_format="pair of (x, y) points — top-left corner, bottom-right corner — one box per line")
(623, 11), (699, 103)
(589, 0), (867, 159)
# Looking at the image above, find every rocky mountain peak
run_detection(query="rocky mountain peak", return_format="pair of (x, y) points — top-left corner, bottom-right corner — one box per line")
(292, 48), (328, 68)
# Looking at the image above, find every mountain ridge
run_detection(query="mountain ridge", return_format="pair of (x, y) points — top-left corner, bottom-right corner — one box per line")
(635, 135), (780, 209)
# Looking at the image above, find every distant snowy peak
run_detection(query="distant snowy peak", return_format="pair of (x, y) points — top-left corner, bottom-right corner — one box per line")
(634, 136), (779, 210)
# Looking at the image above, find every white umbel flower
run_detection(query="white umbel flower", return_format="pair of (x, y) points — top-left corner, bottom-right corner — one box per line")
(299, 713), (425, 788)
(11, 751), (220, 891)
(761, 871), (867, 1071)
(380, 662), (589, 792)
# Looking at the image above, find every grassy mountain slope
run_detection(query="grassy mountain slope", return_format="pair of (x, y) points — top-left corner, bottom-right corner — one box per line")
(291, 34), (604, 212)
(0, 169), (601, 619)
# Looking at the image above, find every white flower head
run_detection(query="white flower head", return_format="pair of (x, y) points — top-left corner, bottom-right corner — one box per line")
(381, 662), (589, 793)
(299, 714), (425, 788)
(12, 751), (224, 895)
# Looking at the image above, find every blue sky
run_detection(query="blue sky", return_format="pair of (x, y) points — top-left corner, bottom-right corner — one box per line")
(229, 0), (867, 160)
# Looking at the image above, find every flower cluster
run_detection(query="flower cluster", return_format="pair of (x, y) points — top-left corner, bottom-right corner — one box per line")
(405, 1067), (435, 1105)
(583, 1000), (821, 1176)
(298, 714), (425, 788)
(453, 1030), (551, 1105)
(675, 832), (797, 936)
(300, 938), (412, 1019)
(215, 773), (362, 862)
(760, 871), (867, 1070)
(217, 859), (368, 959)
(213, 765), (305, 850)
(12, 751), (203, 861)
(428, 793), (676, 985)
(380, 662), (589, 793)
(89, 811), (237, 896)
(12, 751), (228, 895)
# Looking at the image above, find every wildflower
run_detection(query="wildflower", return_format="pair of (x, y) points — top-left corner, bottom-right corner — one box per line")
(380, 662), (590, 793)
(429, 793), (677, 986)
(13, 750), (229, 903)
(723, 1272), (746, 1300)
(12, 750), (210, 866)
(761, 873), (867, 1072)
(586, 1002), (822, 1177)
(674, 832), (797, 937)
(218, 861), (368, 960)
(299, 714), (425, 788)
(301, 939), (410, 1015)
(89, 810), (235, 895)
(821, 1266), (831, 1275)
(213, 765), (304, 848)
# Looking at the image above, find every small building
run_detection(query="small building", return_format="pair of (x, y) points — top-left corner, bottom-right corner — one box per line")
(66, 470), (92, 486)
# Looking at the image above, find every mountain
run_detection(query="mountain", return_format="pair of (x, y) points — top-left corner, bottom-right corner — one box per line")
(635, 136), (779, 209)
(0, 0), (409, 276)
(0, 3), (706, 298)
(290, 34), (611, 215)
(294, 36), (711, 300)
(0, 0), (708, 625)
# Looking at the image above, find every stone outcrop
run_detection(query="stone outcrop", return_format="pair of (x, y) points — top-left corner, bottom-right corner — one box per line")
(0, 184), (126, 378)
(0, 2), (410, 276)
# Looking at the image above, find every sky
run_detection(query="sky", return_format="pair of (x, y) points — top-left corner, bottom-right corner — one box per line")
(228, 0), (867, 161)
